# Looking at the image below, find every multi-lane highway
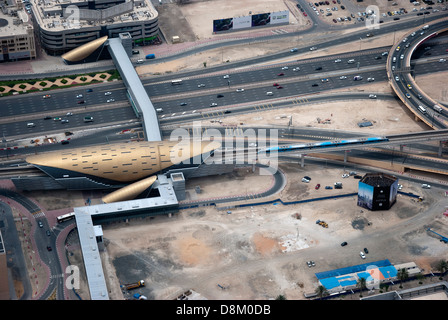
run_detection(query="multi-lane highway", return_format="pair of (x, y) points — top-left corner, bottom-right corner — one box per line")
(1, 46), (448, 141)
(387, 18), (448, 128)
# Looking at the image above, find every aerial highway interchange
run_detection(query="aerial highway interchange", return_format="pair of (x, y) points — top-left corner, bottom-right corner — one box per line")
(0, 0), (448, 302)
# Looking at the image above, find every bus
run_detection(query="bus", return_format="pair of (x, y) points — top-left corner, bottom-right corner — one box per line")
(171, 79), (183, 85)
(57, 212), (75, 223)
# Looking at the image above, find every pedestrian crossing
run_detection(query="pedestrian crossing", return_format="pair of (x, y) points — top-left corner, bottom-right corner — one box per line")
(31, 209), (45, 218)
(271, 29), (289, 35)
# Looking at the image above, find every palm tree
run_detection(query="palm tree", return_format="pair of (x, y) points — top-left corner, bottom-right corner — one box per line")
(397, 268), (409, 288)
(275, 294), (286, 300)
(435, 260), (448, 279)
(356, 277), (367, 297)
(315, 285), (329, 299)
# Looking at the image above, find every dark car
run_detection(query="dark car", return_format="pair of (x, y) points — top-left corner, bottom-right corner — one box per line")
(180, 102), (188, 106)
(312, 83), (319, 87)
(315, 66), (322, 70)
(46, 246), (52, 251)
(86, 88), (93, 92)
(277, 73), (285, 76)
(341, 242), (348, 246)
(217, 94), (224, 98)
(364, 248), (369, 254)
(44, 116), (52, 120)
(394, 17), (400, 20)
(77, 100), (85, 104)
(224, 110), (231, 114)
(61, 140), (70, 145)
(46, 230), (51, 236)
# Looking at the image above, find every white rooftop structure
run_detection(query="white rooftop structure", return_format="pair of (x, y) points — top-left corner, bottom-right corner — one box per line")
(74, 175), (179, 299)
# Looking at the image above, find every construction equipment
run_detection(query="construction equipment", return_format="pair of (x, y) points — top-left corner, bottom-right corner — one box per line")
(133, 293), (147, 300)
(427, 228), (448, 243)
(316, 220), (328, 228)
(122, 280), (145, 290)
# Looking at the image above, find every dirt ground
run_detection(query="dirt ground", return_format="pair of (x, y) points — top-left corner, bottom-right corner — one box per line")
(96, 163), (448, 300)
(65, 0), (448, 301)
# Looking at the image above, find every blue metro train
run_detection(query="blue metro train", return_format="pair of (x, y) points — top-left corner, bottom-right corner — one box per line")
(261, 136), (389, 153)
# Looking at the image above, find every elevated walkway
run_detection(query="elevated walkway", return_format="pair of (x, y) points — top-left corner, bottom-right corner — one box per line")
(106, 34), (161, 141)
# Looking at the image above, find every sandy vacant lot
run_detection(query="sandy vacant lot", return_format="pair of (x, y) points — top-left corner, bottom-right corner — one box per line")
(96, 163), (448, 300)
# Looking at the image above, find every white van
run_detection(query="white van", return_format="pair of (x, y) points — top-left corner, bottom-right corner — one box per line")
(266, 92), (273, 96)
(418, 105), (426, 114)
(156, 108), (163, 113)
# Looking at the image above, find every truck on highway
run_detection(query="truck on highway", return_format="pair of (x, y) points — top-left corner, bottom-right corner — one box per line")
(418, 105), (427, 114)
(122, 280), (145, 290)
(145, 53), (155, 59)
(433, 105), (443, 113)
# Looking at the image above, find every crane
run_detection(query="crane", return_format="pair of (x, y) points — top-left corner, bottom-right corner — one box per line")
(427, 228), (448, 243)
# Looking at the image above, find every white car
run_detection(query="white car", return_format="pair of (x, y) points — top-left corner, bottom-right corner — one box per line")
(369, 94), (377, 99)
(334, 59), (342, 63)
(76, 94), (83, 98)
(104, 92), (112, 95)
(301, 178), (310, 183)
(309, 46), (317, 51)
(439, 59), (447, 63)
(197, 83), (205, 88)
(281, 66), (289, 70)
(342, 173), (349, 178)
(107, 99), (115, 103)
(339, 76), (347, 80)
(395, 76), (400, 81)
(422, 184), (431, 189)
(367, 77), (375, 82)
(210, 103), (218, 107)
(236, 88), (245, 92)
(293, 67), (300, 72)
(223, 75), (230, 79)
(360, 252), (366, 259)
(66, 112), (73, 116)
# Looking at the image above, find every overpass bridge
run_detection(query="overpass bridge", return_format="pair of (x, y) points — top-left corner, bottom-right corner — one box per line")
(386, 17), (448, 130)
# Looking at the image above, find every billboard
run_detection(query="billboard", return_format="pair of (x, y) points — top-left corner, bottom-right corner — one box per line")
(213, 10), (289, 33)
(270, 10), (289, 25)
(357, 181), (374, 210)
(233, 15), (251, 30)
(213, 18), (233, 32)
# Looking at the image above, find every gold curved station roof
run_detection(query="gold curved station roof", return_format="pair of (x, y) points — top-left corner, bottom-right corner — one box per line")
(61, 36), (108, 62)
(101, 175), (157, 203)
(26, 140), (221, 183)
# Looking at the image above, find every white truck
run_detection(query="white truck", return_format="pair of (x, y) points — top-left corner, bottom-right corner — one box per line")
(433, 105), (443, 113)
